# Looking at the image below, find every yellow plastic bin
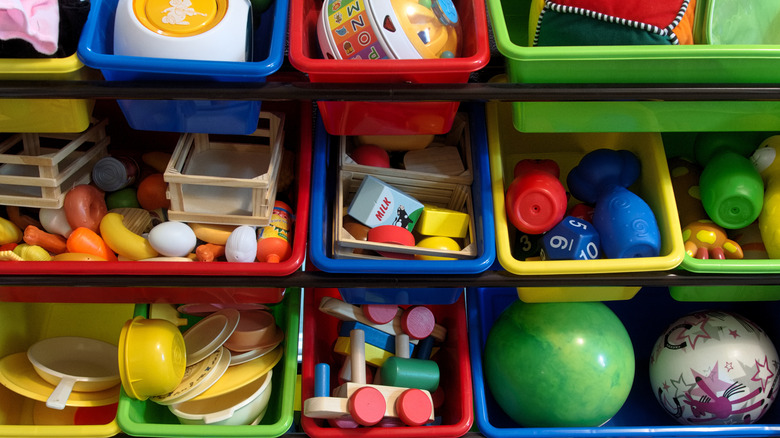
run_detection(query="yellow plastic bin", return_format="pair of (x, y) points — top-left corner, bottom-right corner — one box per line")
(0, 54), (95, 133)
(0, 301), (134, 437)
(487, 98), (685, 282)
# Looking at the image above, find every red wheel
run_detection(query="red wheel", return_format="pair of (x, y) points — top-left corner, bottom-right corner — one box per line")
(347, 386), (385, 426)
(396, 388), (432, 426)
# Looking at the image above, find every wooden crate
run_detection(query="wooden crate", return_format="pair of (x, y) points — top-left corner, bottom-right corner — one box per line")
(0, 119), (109, 208)
(164, 112), (285, 226)
(334, 169), (478, 260)
(339, 113), (473, 186)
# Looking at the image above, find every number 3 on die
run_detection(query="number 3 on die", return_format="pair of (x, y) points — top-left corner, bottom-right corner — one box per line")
(542, 216), (601, 260)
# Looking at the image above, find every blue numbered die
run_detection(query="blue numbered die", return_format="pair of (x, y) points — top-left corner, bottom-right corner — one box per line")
(541, 216), (601, 260)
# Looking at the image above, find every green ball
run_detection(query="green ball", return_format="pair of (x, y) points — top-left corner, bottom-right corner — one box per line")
(484, 300), (634, 427)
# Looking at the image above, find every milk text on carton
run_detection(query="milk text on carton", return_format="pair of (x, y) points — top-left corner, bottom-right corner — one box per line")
(348, 175), (424, 231)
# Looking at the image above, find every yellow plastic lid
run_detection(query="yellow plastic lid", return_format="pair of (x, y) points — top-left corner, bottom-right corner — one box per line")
(134, 0), (227, 37)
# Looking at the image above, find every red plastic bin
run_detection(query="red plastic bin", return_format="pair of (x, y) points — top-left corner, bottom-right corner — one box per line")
(0, 100), (312, 304)
(288, 0), (490, 136)
(301, 288), (473, 437)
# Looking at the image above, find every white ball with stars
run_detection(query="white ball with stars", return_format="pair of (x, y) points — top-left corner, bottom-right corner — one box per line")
(649, 310), (779, 425)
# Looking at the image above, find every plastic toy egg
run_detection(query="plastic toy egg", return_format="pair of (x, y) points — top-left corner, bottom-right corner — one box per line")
(317, 0), (461, 60)
(649, 310), (779, 425)
(225, 225), (258, 262)
(148, 221), (197, 257)
(484, 300), (634, 427)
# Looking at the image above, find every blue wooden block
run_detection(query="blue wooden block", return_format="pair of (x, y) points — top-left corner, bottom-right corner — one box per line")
(339, 320), (415, 356)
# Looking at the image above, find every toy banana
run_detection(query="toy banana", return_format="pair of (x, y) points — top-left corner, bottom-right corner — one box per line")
(752, 136), (780, 259)
(0, 217), (22, 245)
(189, 223), (237, 245)
(100, 212), (159, 260)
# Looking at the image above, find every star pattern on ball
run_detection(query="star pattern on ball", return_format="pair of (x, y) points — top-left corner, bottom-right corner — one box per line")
(677, 318), (711, 350)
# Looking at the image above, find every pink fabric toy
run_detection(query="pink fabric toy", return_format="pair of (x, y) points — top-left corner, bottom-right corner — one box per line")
(0, 0), (59, 55)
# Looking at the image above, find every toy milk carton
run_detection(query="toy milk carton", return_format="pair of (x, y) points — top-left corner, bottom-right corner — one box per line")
(347, 175), (424, 231)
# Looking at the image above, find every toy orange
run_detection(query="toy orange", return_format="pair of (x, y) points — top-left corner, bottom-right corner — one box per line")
(136, 174), (170, 211)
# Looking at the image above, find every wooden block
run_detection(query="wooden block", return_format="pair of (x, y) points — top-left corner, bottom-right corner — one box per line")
(403, 146), (466, 176)
(303, 396), (350, 419)
(319, 297), (446, 342)
(333, 336), (393, 368)
(332, 382), (434, 422)
(416, 205), (470, 238)
(339, 321), (415, 355)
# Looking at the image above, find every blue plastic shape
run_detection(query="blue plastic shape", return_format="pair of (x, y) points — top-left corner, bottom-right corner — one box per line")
(307, 103), (496, 306)
(77, 0), (288, 134)
(541, 216), (600, 260)
(468, 286), (780, 437)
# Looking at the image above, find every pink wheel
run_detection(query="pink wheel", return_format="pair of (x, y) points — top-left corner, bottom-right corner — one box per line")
(396, 388), (432, 426)
(347, 386), (385, 426)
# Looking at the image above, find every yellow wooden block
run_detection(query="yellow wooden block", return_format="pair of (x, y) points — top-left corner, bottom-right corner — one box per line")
(334, 336), (393, 367)
(417, 205), (469, 238)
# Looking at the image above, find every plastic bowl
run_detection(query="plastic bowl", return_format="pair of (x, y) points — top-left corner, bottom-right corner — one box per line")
(118, 316), (187, 401)
(27, 337), (120, 410)
(168, 369), (272, 425)
(223, 310), (283, 353)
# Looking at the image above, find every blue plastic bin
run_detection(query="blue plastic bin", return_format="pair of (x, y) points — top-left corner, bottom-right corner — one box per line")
(307, 103), (496, 305)
(77, 0), (288, 134)
(468, 286), (780, 437)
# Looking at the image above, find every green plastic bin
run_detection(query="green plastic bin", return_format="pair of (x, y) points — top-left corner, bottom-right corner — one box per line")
(116, 289), (300, 437)
(487, 0), (780, 132)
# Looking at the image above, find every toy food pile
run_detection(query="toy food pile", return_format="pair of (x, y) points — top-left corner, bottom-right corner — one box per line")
(506, 148), (662, 261)
(0, 126), (297, 263)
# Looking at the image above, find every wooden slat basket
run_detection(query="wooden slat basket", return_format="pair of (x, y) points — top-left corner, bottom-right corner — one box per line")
(164, 112), (285, 226)
(0, 119), (109, 208)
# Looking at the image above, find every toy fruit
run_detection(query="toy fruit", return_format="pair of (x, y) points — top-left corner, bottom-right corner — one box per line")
(350, 145), (391, 168)
(64, 185), (107, 234)
(318, 0), (461, 60)
(649, 310), (779, 425)
(567, 149), (661, 259)
(751, 136), (780, 259)
(505, 159), (567, 235)
(695, 132), (764, 230)
(484, 300), (634, 427)
(415, 236), (459, 260)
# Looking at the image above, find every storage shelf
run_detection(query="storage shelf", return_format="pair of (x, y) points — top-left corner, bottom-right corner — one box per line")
(0, 269), (777, 289)
(2, 80), (780, 101)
